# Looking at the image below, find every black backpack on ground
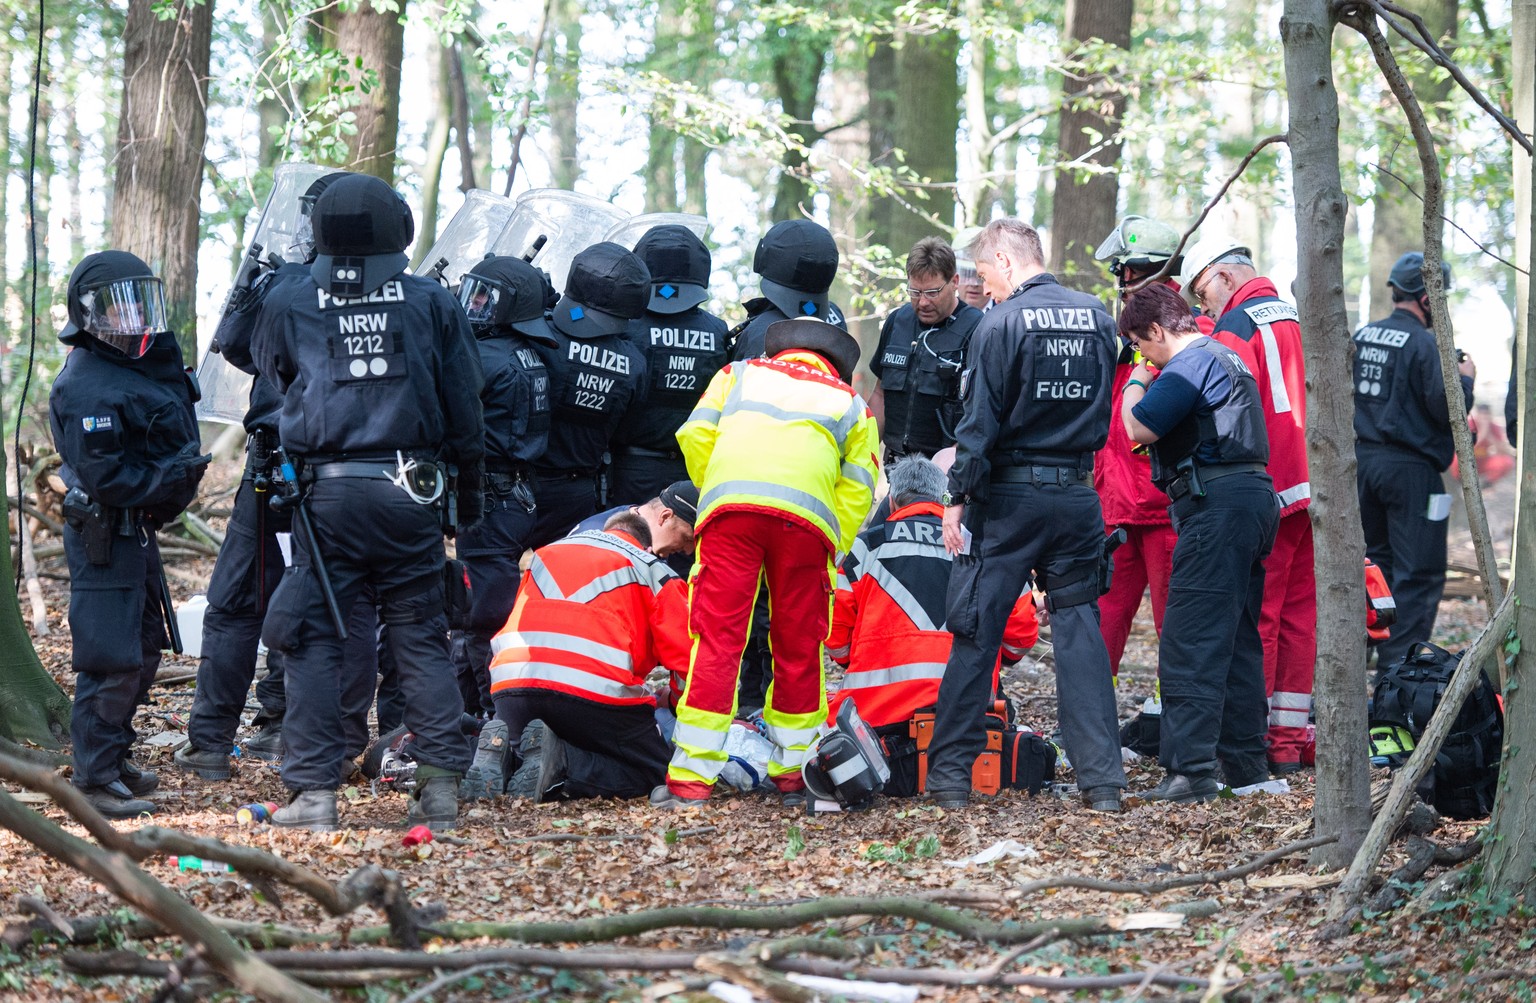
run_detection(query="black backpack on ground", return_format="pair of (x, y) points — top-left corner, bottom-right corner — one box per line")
(1370, 641), (1504, 820)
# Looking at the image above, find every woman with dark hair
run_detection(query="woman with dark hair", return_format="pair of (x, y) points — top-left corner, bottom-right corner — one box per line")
(1118, 284), (1279, 803)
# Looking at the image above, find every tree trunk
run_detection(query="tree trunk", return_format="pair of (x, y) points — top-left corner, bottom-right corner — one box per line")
(259, 4), (286, 171)
(1482, 0), (1536, 899)
(0, 25), (11, 328)
(1367, 0), (1459, 312)
(770, 27), (828, 221)
(332, 0), (406, 181)
(1048, 0), (1131, 289)
(60, 31), (86, 265)
(110, 0), (213, 362)
(957, 0), (991, 227)
(882, 28), (961, 259)
(866, 36), (897, 244)
(412, 41), (453, 268)
(448, 43), (477, 191)
(644, 0), (685, 213)
(1281, 0), (1373, 869)
(22, 32), (55, 378)
(548, 0), (583, 191)
(0, 446), (70, 748)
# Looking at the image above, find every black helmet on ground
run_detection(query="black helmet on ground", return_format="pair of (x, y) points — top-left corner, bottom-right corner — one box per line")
(754, 219), (838, 320)
(309, 174), (415, 297)
(60, 250), (170, 360)
(458, 254), (558, 343)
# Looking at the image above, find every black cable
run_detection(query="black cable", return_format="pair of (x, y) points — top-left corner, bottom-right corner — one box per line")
(16, 1), (45, 588)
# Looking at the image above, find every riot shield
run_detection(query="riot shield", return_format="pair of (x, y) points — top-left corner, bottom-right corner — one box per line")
(488, 188), (628, 293)
(602, 212), (708, 249)
(414, 189), (518, 288)
(196, 163), (331, 424)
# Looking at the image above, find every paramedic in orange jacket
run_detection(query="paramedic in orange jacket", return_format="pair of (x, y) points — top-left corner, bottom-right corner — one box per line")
(657, 318), (881, 808)
(466, 510), (691, 802)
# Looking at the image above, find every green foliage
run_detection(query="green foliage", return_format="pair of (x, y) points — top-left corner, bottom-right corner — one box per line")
(784, 824), (805, 860)
(859, 834), (940, 862)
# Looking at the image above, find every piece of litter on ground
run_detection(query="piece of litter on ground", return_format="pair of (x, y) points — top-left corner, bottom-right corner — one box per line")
(1121, 746), (1141, 764)
(944, 838), (1041, 867)
(144, 730), (189, 747)
(1229, 778), (1291, 796)
(706, 982), (757, 1003)
(1108, 911), (1188, 931)
(786, 973), (919, 1002)
(1249, 869), (1344, 890)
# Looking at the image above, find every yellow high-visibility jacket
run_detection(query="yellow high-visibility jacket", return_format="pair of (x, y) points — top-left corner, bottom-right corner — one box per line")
(676, 351), (879, 555)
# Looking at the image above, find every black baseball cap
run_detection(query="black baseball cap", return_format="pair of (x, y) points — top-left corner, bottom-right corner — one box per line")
(658, 480), (700, 526)
(1387, 251), (1451, 296)
(551, 242), (652, 339)
(754, 220), (839, 320)
(634, 225), (711, 315)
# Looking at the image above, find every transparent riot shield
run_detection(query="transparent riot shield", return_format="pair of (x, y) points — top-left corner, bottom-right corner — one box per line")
(488, 189), (629, 293)
(602, 212), (708, 249)
(196, 163), (331, 424)
(414, 189), (518, 289)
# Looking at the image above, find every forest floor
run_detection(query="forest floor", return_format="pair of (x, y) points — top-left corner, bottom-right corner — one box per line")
(0, 461), (1530, 1002)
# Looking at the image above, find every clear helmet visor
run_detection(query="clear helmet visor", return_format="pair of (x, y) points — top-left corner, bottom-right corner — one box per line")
(290, 216), (317, 263)
(81, 277), (169, 358)
(458, 274), (504, 326)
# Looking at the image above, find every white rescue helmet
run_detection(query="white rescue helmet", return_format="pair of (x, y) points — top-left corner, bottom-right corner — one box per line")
(1178, 232), (1253, 290)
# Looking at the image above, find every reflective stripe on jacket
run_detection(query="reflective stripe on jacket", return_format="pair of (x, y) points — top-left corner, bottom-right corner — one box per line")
(825, 501), (1038, 728)
(677, 352), (880, 555)
(488, 529), (692, 706)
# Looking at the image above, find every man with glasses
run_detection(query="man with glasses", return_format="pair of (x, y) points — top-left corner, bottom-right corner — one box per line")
(868, 237), (983, 460)
(1179, 234), (1313, 779)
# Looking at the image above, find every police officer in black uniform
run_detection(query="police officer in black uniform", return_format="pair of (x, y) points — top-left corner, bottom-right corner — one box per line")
(730, 219), (847, 362)
(527, 242), (649, 549)
(251, 174), (485, 831)
(1354, 252), (1475, 666)
(49, 251), (209, 817)
(930, 218), (1127, 812)
(177, 171), (354, 781)
(452, 255), (556, 716)
(610, 225), (729, 503)
(1119, 283), (1279, 801)
(869, 236), (983, 459)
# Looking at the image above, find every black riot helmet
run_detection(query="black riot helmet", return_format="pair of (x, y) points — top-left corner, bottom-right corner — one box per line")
(633, 225), (711, 315)
(292, 171), (357, 264)
(309, 174), (415, 297)
(59, 250), (170, 359)
(549, 242), (651, 340)
(458, 254), (557, 343)
(753, 219), (839, 320)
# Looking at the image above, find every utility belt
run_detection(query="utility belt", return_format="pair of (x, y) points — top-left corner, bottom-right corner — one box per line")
(61, 488), (140, 566)
(532, 468), (597, 484)
(1165, 461), (1267, 503)
(484, 466), (535, 513)
(616, 444), (684, 462)
(300, 452), (454, 522)
(989, 464), (1091, 487)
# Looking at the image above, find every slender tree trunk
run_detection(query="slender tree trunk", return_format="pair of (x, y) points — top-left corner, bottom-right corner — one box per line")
(1048, 0), (1131, 289)
(0, 27), (12, 330)
(678, 2), (712, 218)
(331, 0), (406, 180)
(448, 43), (477, 191)
(548, 0), (583, 191)
(258, 2), (286, 171)
(1281, 0), (1372, 869)
(1368, 0), (1459, 306)
(60, 34), (85, 265)
(884, 28), (960, 258)
(0, 446), (70, 748)
(865, 37), (897, 244)
(770, 28), (827, 221)
(958, 0), (993, 226)
(412, 41), (453, 268)
(110, 0), (213, 361)
(22, 39), (54, 368)
(461, 28), (494, 191)
(1483, 0), (1536, 899)
(644, 0), (684, 213)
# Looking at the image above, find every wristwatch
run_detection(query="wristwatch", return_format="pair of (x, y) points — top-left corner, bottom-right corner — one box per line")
(941, 490), (966, 507)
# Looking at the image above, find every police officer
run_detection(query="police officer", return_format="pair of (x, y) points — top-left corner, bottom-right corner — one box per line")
(177, 171), (354, 781)
(610, 225), (729, 503)
(868, 237), (983, 460)
(1354, 252), (1475, 666)
(251, 174), (485, 831)
(931, 218), (1127, 812)
(451, 254), (556, 716)
(730, 219), (847, 362)
(1118, 283), (1279, 800)
(49, 251), (209, 817)
(526, 242), (650, 549)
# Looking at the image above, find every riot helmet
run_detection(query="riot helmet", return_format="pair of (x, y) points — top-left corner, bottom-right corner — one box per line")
(1387, 251), (1452, 297)
(309, 174), (415, 297)
(291, 171), (357, 264)
(458, 254), (558, 343)
(60, 250), (169, 359)
(633, 224), (711, 315)
(549, 242), (651, 340)
(753, 219), (839, 320)
(1096, 215), (1184, 287)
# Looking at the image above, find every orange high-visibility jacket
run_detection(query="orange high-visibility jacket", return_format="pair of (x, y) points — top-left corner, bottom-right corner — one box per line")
(826, 501), (1039, 728)
(488, 529), (692, 707)
(1365, 557), (1396, 644)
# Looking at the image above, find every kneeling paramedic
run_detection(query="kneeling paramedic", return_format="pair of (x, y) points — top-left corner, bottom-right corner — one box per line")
(658, 317), (880, 808)
(50, 251), (209, 818)
(1119, 283), (1279, 802)
(826, 456), (1037, 796)
(466, 510), (691, 801)
(251, 174), (486, 831)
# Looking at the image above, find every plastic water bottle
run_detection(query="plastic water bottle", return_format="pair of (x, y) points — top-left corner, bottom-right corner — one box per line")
(171, 856), (234, 873)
